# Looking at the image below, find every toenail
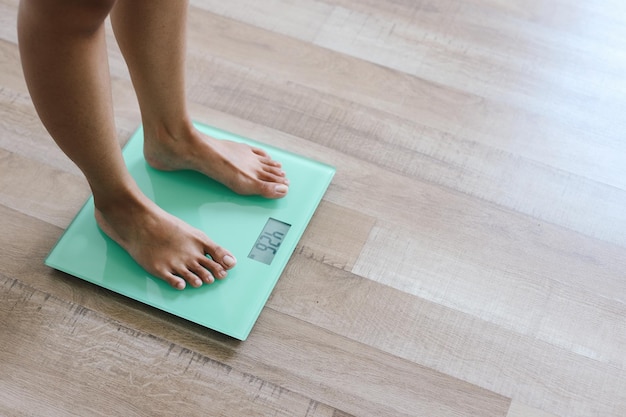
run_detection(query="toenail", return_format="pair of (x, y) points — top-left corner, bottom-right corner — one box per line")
(275, 184), (288, 194)
(223, 255), (236, 267)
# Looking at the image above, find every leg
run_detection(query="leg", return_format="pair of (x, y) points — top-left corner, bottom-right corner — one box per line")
(110, 0), (289, 199)
(18, 0), (236, 289)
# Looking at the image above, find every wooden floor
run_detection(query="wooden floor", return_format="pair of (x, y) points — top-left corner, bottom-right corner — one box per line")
(1, 0), (625, 416)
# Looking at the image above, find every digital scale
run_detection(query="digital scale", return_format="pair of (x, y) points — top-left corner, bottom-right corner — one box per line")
(45, 123), (335, 340)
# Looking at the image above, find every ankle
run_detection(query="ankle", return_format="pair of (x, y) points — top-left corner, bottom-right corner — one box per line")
(92, 182), (147, 217)
(142, 114), (195, 145)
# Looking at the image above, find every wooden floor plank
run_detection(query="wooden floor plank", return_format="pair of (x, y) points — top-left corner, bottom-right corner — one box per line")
(312, 0), (626, 124)
(271, 256), (626, 417)
(0, 275), (347, 417)
(191, 0), (335, 42)
(0, 148), (88, 228)
(507, 402), (560, 417)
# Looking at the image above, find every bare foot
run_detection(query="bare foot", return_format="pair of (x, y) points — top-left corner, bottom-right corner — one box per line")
(95, 193), (236, 290)
(143, 123), (289, 199)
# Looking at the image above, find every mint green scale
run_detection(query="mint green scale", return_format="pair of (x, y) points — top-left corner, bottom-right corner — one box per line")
(45, 123), (335, 340)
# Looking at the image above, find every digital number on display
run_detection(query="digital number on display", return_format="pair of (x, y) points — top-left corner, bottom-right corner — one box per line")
(248, 218), (291, 265)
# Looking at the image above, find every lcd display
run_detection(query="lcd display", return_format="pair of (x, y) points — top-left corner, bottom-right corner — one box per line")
(248, 218), (291, 265)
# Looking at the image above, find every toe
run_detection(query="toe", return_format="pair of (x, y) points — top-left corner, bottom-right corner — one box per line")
(199, 255), (227, 280)
(190, 261), (214, 284)
(262, 165), (286, 178)
(177, 266), (203, 288)
(258, 170), (288, 186)
(200, 250), (230, 277)
(262, 158), (282, 168)
(252, 147), (270, 158)
(163, 271), (186, 290)
(251, 178), (289, 199)
(274, 183), (289, 195)
(255, 150), (282, 168)
(203, 241), (237, 271)
(222, 254), (237, 269)
(269, 182), (289, 198)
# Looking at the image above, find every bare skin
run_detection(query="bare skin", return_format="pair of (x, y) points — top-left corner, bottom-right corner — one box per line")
(142, 123), (289, 199)
(109, 0), (289, 199)
(18, 0), (288, 290)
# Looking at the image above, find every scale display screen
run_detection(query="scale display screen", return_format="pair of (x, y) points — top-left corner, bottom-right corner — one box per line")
(248, 218), (291, 265)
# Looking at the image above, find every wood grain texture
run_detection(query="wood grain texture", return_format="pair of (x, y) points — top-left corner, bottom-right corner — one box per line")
(506, 402), (560, 417)
(0, 275), (347, 417)
(1, 0), (625, 416)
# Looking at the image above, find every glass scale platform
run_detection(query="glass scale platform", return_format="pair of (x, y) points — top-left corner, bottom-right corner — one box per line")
(45, 123), (335, 340)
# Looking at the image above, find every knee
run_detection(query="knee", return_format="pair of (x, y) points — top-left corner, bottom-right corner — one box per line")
(20, 0), (117, 35)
